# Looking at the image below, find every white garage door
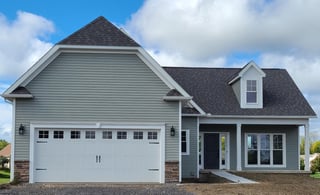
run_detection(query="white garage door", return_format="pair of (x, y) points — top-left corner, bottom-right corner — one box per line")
(33, 128), (161, 183)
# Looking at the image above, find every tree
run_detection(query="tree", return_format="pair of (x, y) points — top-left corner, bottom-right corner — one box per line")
(311, 140), (320, 154)
(0, 140), (8, 151)
(300, 137), (305, 155)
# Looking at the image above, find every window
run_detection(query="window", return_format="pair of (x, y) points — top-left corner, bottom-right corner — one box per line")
(85, 131), (95, 139)
(39, 130), (49, 139)
(246, 80), (257, 103)
(246, 133), (285, 167)
(148, 132), (157, 140)
(117, 131), (127, 139)
(53, 131), (64, 139)
(133, 131), (143, 140)
(181, 130), (190, 155)
(71, 131), (80, 139)
(102, 131), (112, 139)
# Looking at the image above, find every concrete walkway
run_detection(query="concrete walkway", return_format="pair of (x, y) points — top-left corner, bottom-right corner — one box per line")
(211, 170), (258, 184)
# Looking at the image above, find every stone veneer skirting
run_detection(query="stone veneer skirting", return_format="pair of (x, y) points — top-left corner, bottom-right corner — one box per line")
(14, 160), (29, 182)
(14, 160), (179, 183)
(165, 161), (179, 183)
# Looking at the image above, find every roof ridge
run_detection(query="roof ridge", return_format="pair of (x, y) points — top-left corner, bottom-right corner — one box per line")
(57, 16), (140, 47)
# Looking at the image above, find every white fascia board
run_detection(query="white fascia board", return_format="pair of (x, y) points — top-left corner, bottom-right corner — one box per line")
(239, 61), (266, 77)
(200, 117), (309, 125)
(163, 96), (192, 101)
(2, 94), (33, 98)
(203, 114), (316, 119)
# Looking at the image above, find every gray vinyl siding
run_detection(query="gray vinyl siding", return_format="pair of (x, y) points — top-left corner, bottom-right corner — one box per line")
(200, 124), (237, 170)
(231, 80), (240, 104)
(241, 125), (299, 170)
(181, 117), (198, 178)
(15, 52), (179, 161)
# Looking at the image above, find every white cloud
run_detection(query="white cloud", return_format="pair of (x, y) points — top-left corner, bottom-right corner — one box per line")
(0, 12), (55, 142)
(0, 11), (54, 80)
(127, 0), (320, 60)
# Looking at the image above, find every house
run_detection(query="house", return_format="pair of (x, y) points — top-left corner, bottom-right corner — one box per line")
(2, 16), (316, 183)
(0, 144), (11, 168)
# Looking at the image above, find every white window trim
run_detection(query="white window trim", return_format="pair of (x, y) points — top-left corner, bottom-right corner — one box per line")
(246, 80), (258, 104)
(181, 129), (190, 155)
(244, 133), (286, 168)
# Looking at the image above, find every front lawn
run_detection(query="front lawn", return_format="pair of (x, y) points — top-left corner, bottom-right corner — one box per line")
(310, 172), (320, 179)
(0, 168), (10, 184)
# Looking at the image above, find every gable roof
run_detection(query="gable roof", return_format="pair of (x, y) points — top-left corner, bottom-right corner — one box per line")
(164, 67), (316, 117)
(2, 17), (206, 113)
(58, 16), (140, 47)
(0, 144), (11, 157)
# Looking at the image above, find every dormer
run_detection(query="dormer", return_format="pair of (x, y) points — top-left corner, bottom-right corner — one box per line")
(229, 61), (266, 109)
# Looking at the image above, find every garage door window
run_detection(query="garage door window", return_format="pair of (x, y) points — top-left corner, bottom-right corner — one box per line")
(85, 131), (95, 139)
(133, 131), (143, 140)
(102, 131), (112, 139)
(39, 130), (49, 139)
(117, 131), (127, 139)
(54, 131), (64, 139)
(71, 131), (80, 139)
(148, 132), (157, 140)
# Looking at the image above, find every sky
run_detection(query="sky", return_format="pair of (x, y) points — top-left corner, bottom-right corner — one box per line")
(0, 0), (319, 142)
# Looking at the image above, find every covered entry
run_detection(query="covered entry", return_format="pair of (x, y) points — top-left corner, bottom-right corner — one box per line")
(200, 132), (229, 170)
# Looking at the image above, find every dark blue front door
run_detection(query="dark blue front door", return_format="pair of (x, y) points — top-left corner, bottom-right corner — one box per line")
(204, 133), (220, 169)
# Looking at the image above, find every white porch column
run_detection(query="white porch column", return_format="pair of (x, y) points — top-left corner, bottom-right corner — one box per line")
(304, 123), (310, 171)
(236, 123), (242, 171)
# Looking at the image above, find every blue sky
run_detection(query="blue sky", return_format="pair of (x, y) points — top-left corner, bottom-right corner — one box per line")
(0, 0), (320, 142)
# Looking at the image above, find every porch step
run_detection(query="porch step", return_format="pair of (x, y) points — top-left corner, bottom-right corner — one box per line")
(210, 170), (257, 184)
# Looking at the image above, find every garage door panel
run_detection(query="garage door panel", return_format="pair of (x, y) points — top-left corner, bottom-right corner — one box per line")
(34, 128), (161, 183)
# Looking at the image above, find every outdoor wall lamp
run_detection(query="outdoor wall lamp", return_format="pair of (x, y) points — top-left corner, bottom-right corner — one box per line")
(19, 124), (25, 135)
(170, 126), (175, 136)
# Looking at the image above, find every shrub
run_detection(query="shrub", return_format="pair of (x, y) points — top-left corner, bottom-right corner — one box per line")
(310, 155), (320, 174)
(300, 158), (305, 170)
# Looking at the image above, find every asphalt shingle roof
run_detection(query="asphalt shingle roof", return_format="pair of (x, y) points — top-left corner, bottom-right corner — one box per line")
(58, 16), (140, 47)
(164, 67), (316, 117)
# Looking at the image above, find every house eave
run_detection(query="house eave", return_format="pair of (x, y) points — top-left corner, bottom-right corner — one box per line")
(202, 114), (316, 119)
(163, 96), (192, 101)
(2, 94), (33, 99)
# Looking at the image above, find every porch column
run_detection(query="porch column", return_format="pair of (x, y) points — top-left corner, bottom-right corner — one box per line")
(304, 123), (310, 171)
(236, 123), (242, 171)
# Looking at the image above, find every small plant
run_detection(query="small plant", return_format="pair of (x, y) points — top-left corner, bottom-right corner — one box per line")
(310, 155), (320, 174)
(300, 158), (305, 170)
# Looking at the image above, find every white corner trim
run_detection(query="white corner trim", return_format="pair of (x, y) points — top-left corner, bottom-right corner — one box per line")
(196, 117), (200, 178)
(178, 101), (182, 183)
(10, 99), (16, 182)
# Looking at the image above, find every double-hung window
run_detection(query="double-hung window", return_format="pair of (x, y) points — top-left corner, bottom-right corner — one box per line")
(246, 133), (285, 167)
(246, 80), (257, 103)
(181, 130), (190, 155)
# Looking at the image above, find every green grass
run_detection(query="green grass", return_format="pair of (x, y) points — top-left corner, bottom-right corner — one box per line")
(310, 172), (320, 179)
(0, 168), (10, 184)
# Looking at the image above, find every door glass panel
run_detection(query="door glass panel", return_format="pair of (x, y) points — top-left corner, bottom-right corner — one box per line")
(221, 135), (226, 166)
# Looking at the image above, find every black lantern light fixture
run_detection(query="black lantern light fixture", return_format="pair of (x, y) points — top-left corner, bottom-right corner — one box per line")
(19, 124), (25, 135)
(170, 126), (175, 136)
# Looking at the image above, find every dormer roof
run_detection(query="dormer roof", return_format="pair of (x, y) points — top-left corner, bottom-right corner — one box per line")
(228, 61), (266, 85)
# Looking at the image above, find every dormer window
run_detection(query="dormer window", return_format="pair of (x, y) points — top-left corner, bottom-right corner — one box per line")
(246, 80), (257, 103)
(228, 61), (266, 109)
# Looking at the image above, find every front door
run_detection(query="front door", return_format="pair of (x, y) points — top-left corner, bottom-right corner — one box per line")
(204, 133), (220, 169)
